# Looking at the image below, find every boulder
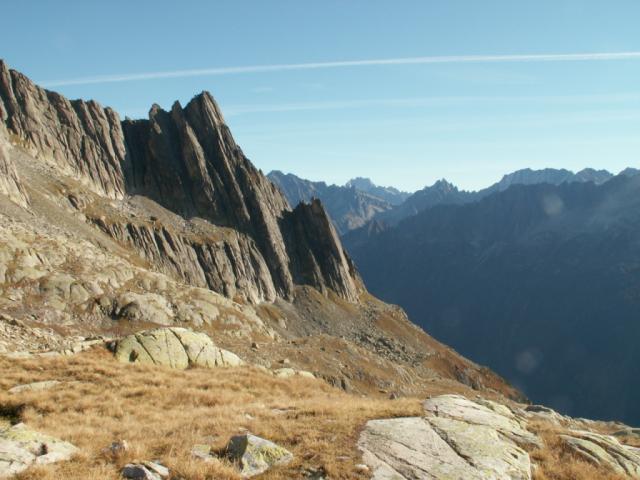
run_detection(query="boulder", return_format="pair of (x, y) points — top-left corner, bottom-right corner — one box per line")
(115, 293), (174, 326)
(114, 328), (243, 369)
(226, 433), (293, 477)
(0, 423), (78, 477)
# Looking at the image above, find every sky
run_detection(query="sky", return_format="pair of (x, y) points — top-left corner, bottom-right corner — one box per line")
(2, 0), (640, 192)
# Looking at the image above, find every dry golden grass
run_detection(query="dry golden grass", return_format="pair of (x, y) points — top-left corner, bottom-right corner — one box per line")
(527, 421), (628, 480)
(2, 348), (635, 480)
(0, 348), (422, 479)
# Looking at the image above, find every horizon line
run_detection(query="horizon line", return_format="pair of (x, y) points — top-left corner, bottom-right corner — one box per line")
(41, 51), (640, 87)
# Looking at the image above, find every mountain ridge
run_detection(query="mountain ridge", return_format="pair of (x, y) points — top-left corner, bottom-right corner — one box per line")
(0, 59), (359, 304)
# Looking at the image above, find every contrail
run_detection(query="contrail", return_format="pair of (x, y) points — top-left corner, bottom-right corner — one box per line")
(41, 52), (640, 87)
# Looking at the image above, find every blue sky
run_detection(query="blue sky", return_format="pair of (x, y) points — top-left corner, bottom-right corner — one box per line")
(2, 0), (640, 191)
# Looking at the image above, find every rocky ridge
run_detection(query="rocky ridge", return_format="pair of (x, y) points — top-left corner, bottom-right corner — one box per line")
(0, 60), (358, 304)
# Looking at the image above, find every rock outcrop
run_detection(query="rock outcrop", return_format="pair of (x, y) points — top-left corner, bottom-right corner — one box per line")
(0, 423), (78, 477)
(0, 59), (360, 304)
(114, 328), (243, 369)
(359, 395), (535, 480)
(359, 394), (640, 480)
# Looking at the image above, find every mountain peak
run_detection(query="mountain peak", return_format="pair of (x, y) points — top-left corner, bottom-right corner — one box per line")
(345, 177), (376, 190)
(431, 178), (457, 191)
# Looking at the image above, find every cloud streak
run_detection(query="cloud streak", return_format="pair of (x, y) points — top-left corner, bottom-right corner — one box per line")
(41, 52), (640, 87)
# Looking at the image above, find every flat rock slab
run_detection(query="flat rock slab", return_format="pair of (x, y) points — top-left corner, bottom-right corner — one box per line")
(0, 423), (78, 478)
(8, 380), (61, 395)
(359, 416), (531, 480)
(424, 395), (540, 448)
(360, 417), (486, 480)
(359, 395), (533, 480)
(114, 327), (243, 369)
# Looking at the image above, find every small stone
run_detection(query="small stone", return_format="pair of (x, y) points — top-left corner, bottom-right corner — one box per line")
(122, 461), (168, 480)
(251, 342), (259, 350)
(143, 461), (169, 478)
(191, 444), (221, 464)
(103, 440), (129, 456)
(226, 433), (293, 477)
(355, 463), (370, 473)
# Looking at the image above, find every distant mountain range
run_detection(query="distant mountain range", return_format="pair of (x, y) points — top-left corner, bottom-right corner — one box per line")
(267, 171), (409, 233)
(269, 167), (638, 235)
(344, 170), (640, 424)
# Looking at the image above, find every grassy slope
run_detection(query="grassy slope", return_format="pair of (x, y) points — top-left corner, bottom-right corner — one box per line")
(1, 348), (631, 480)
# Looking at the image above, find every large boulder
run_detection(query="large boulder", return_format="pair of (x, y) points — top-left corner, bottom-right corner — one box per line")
(0, 423), (78, 477)
(226, 433), (293, 477)
(114, 327), (243, 369)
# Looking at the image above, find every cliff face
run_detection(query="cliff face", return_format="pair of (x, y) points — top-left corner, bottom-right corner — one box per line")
(0, 136), (29, 208)
(0, 60), (360, 304)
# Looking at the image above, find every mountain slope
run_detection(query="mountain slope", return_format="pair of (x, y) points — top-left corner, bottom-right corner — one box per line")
(345, 176), (640, 424)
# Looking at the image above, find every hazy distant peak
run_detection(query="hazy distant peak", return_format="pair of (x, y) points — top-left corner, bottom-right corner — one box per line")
(345, 177), (376, 190)
(619, 167), (640, 178)
(429, 178), (458, 191)
(493, 167), (613, 193)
